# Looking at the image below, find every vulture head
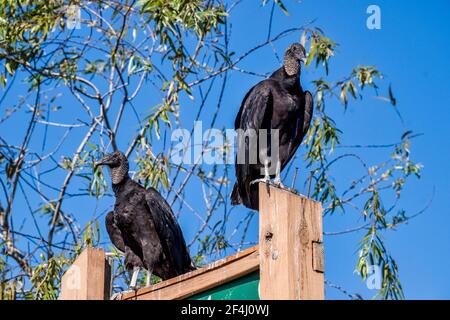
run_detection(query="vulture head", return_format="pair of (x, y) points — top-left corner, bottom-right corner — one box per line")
(95, 151), (129, 184)
(284, 43), (307, 76)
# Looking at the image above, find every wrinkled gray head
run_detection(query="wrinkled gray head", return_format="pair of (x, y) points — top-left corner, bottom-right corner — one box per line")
(284, 43), (307, 76)
(95, 151), (129, 184)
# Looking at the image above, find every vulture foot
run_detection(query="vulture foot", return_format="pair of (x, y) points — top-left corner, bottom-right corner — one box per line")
(249, 178), (271, 186)
(250, 177), (271, 193)
(145, 270), (152, 287)
(110, 289), (137, 300)
(273, 176), (285, 189)
(129, 266), (141, 290)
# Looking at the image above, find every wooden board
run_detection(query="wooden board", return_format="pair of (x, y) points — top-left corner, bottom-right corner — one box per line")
(188, 272), (260, 300)
(59, 247), (111, 300)
(120, 245), (259, 300)
(258, 184), (324, 300)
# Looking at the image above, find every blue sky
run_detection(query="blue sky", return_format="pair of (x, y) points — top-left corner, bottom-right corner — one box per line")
(271, 0), (450, 299)
(1, 0), (449, 299)
(175, 0), (450, 299)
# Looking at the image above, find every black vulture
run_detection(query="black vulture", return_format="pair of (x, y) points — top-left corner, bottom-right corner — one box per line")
(231, 43), (314, 210)
(96, 151), (194, 289)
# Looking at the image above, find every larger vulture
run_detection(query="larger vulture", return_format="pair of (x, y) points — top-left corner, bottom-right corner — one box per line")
(96, 151), (194, 289)
(231, 43), (314, 210)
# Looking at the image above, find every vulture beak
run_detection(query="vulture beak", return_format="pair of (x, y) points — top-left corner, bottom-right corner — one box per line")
(300, 55), (308, 64)
(95, 155), (112, 168)
(94, 160), (104, 169)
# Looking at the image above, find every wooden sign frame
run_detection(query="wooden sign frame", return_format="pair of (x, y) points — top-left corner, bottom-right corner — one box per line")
(59, 184), (324, 300)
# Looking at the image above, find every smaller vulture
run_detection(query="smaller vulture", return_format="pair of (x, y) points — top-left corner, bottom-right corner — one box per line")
(96, 151), (194, 289)
(231, 43), (314, 210)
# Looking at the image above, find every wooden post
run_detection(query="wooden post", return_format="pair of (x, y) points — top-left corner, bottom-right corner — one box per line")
(259, 184), (324, 300)
(59, 247), (112, 300)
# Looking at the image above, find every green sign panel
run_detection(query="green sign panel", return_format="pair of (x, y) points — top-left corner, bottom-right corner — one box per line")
(189, 272), (260, 300)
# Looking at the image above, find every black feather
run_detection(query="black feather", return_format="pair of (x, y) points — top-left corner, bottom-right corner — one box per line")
(231, 43), (314, 210)
(101, 152), (195, 280)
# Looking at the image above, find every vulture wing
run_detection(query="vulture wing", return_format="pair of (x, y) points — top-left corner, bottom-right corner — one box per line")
(234, 81), (273, 130)
(302, 91), (314, 138)
(144, 188), (193, 275)
(280, 90), (314, 171)
(232, 81), (274, 209)
(105, 211), (125, 253)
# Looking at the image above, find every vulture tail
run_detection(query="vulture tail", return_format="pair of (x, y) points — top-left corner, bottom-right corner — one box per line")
(230, 183), (242, 205)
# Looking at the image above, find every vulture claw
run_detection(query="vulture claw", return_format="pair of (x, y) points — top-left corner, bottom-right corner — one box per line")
(273, 178), (285, 189)
(249, 178), (271, 186)
(250, 177), (271, 194)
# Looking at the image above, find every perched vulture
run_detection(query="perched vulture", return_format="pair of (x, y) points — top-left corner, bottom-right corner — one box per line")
(96, 151), (194, 289)
(231, 43), (314, 210)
